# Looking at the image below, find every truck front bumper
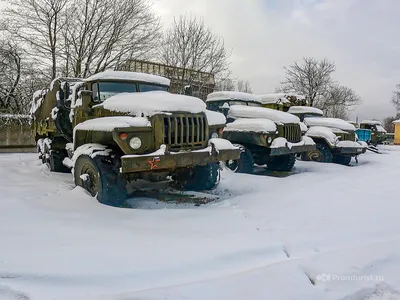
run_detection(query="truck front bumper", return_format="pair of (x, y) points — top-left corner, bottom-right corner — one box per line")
(270, 137), (316, 156)
(336, 141), (367, 156)
(120, 147), (240, 174)
(338, 146), (366, 156)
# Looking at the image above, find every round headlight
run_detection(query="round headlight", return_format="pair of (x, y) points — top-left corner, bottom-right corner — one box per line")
(211, 132), (219, 139)
(129, 137), (142, 149)
(267, 136), (273, 144)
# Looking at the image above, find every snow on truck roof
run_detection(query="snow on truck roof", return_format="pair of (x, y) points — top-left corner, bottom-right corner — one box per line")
(259, 93), (306, 105)
(206, 91), (262, 103)
(304, 117), (356, 131)
(228, 105), (300, 124)
(84, 71), (171, 87)
(360, 120), (383, 125)
(288, 106), (324, 116)
(101, 91), (206, 117)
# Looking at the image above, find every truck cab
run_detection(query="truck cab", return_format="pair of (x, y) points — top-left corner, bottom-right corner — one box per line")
(31, 71), (240, 206)
(206, 91), (315, 173)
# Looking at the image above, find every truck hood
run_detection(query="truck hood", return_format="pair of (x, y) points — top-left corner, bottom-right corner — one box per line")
(228, 105), (300, 124)
(101, 91), (206, 117)
(304, 117), (356, 132)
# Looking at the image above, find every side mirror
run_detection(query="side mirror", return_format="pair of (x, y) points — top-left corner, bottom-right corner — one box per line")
(80, 90), (93, 115)
(184, 85), (193, 96)
(219, 102), (230, 117)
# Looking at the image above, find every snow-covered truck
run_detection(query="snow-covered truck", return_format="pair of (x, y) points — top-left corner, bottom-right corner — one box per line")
(206, 92), (315, 173)
(359, 120), (387, 146)
(30, 71), (240, 206)
(288, 106), (367, 165)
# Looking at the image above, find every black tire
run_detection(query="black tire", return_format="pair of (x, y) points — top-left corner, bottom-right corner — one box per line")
(183, 163), (220, 191)
(266, 154), (296, 172)
(305, 143), (333, 163)
(49, 150), (70, 173)
(74, 155), (127, 207)
(225, 144), (255, 174)
(333, 155), (352, 166)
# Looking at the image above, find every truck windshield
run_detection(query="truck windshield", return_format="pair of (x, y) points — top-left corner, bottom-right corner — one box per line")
(139, 84), (168, 92)
(97, 82), (168, 101)
(98, 82), (137, 101)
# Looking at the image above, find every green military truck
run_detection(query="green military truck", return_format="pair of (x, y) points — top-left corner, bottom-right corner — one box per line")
(206, 92), (315, 173)
(288, 106), (367, 165)
(359, 120), (387, 146)
(31, 71), (240, 206)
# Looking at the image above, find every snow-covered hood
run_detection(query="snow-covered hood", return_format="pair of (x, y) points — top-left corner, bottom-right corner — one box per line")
(304, 117), (355, 132)
(228, 105), (300, 124)
(101, 91), (206, 117)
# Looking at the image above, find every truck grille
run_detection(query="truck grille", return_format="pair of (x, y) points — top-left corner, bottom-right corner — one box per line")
(283, 124), (302, 143)
(163, 115), (207, 150)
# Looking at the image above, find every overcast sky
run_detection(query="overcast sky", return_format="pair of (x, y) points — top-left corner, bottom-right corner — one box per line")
(153, 0), (399, 121)
(0, 1), (398, 121)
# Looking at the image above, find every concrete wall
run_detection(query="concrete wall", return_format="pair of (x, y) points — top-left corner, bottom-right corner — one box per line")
(0, 115), (36, 152)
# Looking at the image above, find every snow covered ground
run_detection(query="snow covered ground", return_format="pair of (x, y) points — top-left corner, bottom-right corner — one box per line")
(1, 147), (400, 300)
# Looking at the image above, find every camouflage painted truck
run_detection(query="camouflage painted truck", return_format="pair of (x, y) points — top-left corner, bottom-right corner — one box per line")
(30, 71), (240, 206)
(287, 106), (367, 165)
(206, 91), (315, 173)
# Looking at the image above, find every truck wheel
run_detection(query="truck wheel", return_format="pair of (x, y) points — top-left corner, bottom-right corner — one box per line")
(49, 150), (70, 173)
(74, 155), (127, 207)
(306, 143), (333, 163)
(266, 154), (296, 172)
(183, 163), (220, 191)
(225, 144), (254, 174)
(333, 155), (352, 166)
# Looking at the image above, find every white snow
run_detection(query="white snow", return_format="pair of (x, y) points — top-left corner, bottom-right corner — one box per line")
(336, 140), (365, 148)
(393, 120), (400, 124)
(259, 93), (306, 104)
(225, 118), (277, 133)
(30, 89), (48, 115)
(73, 116), (151, 135)
(84, 70), (171, 87)
(208, 138), (237, 151)
(376, 125), (387, 133)
(360, 120), (383, 126)
(3, 147), (400, 299)
(4, 147), (400, 299)
(228, 105), (300, 124)
(206, 91), (262, 103)
(306, 126), (339, 146)
(205, 110), (226, 126)
(102, 91), (206, 117)
(305, 117), (356, 132)
(71, 143), (111, 163)
(288, 106), (324, 116)
(271, 136), (315, 149)
(300, 122), (308, 133)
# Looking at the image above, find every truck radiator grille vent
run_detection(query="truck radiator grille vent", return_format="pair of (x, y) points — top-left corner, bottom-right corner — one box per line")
(163, 115), (207, 150)
(283, 124), (302, 143)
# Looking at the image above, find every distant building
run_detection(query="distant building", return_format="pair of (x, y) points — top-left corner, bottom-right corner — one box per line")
(118, 59), (215, 100)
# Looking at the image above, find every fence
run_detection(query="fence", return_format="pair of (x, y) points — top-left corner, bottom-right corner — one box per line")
(0, 115), (36, 153)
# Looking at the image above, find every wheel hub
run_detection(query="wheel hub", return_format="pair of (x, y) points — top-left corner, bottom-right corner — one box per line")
(81, 163), (99, 196)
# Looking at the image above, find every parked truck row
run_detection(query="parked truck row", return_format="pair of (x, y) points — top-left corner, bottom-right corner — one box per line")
(30, 71), (369, 207)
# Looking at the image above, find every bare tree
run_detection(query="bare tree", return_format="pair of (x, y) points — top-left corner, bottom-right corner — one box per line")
(160, 14), (230, 94)
(323, 85), (362, 119)
(280, 57), (336, 107)
(237, 79), (252, 93)
(391, 84), (400, 113)
(383, 115), (397, 133)
(62, 0), (160, 77)
(0, 40), (22, 113)
(4, 0), (68, 79)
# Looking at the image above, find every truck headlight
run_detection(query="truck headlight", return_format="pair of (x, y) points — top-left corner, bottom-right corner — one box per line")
(129, 137), (142, 149)
(211, 132), (219, 139)
(267, 136), (272, 144)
